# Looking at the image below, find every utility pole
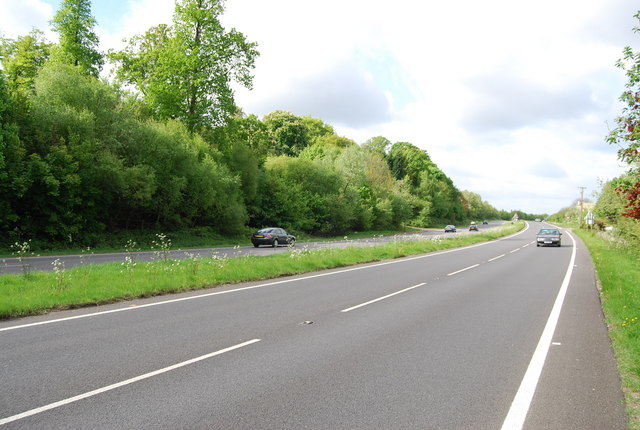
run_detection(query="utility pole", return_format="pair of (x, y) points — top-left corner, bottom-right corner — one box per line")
(578, 186), (586, 226)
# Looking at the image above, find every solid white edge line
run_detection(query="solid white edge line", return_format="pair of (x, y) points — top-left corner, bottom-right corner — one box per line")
(1, 222), (531, 333)
(489, 254), (505, 262)
(0, 339), (261, 426)
(500, 231), (576, 430)
(340, 283), (426, 313)
(446, 264), (480, 277)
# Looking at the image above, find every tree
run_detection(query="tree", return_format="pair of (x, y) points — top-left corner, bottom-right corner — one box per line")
(0, 73), (23, 238)
(301, 116), (334, 143)
(263, 110), (310, 156)
(110, 0), (259, 132)
(314, 134), (356, 149)
(607, 10), (640, 220)
(0, 30), (51, 95)
(361, 136), (391, 156)
(50, 0), (103, 77)
(386, 141), (432, 187)
(595, 178), (628, 224)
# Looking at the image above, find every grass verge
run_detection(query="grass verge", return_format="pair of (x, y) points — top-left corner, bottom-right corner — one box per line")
(574, 229), (640, 430)
(0, 222), (523, 320)
(0, 227), (427, 257)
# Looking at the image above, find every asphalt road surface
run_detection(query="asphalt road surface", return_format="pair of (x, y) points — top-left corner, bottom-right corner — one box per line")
(0, 222), (499, 275)
(0, 222), (627, 429)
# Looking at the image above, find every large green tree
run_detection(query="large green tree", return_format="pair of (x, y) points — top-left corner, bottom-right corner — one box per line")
(50, 0), (103, 77)
(110, 0), (259, 132)
(262, 110), (310, 156)
(387, 141), (432, 188)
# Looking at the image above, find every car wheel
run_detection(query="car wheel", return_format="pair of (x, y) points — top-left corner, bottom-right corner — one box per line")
(289, 238), (296, 246)
(253, 243), (259, 248)
(272, 239), (279, 248)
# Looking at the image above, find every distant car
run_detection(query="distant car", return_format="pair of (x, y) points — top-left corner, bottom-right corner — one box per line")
(251, 227), (296, 248)
(536, 228), (562, 247)
(482, 220), (488, 225)
(469, 223), (478, 231)
(444, 225), (457, 233)
(535, 218), (541, 222)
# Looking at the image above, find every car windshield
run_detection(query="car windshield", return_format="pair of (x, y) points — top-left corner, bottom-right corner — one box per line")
(258, 228), (274, 234)
(539, 229), (559, 235)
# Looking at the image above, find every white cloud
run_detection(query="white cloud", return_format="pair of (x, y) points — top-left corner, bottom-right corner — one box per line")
(0, 0), (53, 39)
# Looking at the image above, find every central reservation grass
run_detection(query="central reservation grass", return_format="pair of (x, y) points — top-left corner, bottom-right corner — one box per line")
(0, 222), (523, 320)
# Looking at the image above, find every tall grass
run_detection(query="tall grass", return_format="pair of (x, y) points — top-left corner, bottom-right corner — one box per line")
(574, 229), (640, 429)
(0, 223), (523, 320)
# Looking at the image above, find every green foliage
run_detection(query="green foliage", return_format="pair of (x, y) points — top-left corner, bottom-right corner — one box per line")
(594, 174), (640, 247)
(595, 178), (628, 224)
(0, 29), (51, 95)
(314, 134), (356, 149)
(362, 135), (391, 156)
(109, 0), (259, 131)
(387, 141), (432, 187)
(460, 190), (501, 221)
(0, 74), (22, 234)
(253, 156), (348, 234)
(384, 141), (466, 225)
(301, 116), (334, 143)
(263, 110), (310, 156)
(1, 60), (247, 244)
(50, 0), (103, 76)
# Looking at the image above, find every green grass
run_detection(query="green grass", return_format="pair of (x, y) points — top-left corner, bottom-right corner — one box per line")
(0, 227), (431, 257)
(0, 222), (523, 320)
(574, 229), (640, 430)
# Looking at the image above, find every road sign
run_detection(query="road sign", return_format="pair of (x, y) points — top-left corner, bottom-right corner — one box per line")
(585, 211), (595, 225)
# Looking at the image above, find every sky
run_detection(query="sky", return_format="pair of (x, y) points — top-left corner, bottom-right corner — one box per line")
(1, 0), (638, 215)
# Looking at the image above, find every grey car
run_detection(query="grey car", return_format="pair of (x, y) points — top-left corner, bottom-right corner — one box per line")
(251, 227), (296, 248)
(536, 228), (562, 247)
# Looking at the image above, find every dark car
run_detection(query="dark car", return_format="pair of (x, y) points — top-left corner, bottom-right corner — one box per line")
(469, 222), (478, 231)
(444, 225), (457, 233)
(536, 228), (562, 247)
(482, 220), (488, 224)
(251, 227), (296, 248)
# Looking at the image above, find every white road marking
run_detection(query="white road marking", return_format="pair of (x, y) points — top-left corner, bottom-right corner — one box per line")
(489, 254), (505, 262)
(1, 223), (531, 333)
(0, 339), (261, 426)
(341, 283), (426, 313)
(501, 231), (576, 430)
(510, 248), (521, 253)
(447, 264), (480, 276)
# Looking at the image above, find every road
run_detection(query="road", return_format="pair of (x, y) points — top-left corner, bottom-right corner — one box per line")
(0, 222), (627, 429)
(0, 222), (498, 275)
